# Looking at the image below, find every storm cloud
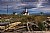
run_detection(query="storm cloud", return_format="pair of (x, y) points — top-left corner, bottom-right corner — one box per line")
(0, 0), (50, 14)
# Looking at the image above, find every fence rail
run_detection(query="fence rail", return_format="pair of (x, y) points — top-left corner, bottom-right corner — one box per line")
(23, 31), (50, 33)
(0, 31), (50, 33)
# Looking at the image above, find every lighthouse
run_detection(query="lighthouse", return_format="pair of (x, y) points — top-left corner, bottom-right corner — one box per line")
(22, 8), (29, 15)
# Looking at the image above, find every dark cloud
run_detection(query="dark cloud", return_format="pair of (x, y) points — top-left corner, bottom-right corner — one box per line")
(21, 0), (38, 2)
(0, 0), (50, 14)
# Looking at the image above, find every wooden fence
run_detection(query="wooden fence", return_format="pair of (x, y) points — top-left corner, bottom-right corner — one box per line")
(23, 31), (50, 33)
(0, 31), (50, 33)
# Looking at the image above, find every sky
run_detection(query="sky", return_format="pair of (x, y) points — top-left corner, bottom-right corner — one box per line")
(0, 0), (50, 14)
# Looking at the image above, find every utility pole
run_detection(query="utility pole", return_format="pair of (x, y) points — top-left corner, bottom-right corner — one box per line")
(7, 5), (8, 14)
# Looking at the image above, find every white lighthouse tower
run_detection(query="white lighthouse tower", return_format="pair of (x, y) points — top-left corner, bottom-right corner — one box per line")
(23, 8), (29, 15)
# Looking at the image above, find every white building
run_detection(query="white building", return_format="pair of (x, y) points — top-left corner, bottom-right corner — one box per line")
(15, 13), (18, 15)
(13, 12), (18, 15)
